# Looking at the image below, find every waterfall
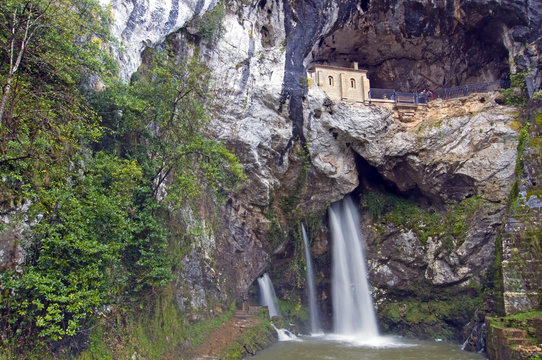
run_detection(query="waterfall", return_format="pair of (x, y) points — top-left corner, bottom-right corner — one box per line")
(258, 274), (300, 341)
(301, 224), (322, 335)
(258, 273), (281, 318)
(329, 196), (379, 337)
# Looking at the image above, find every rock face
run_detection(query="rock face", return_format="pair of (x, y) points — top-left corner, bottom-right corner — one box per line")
(108, 0), (535, 335)
(98, 0), (219, 80)
(312, 0), (542, 92)
(17, 0), (537, 342)
(326, 93), (518, 204)
(500, 105), (542, 315)
(302, 87), (518, 339)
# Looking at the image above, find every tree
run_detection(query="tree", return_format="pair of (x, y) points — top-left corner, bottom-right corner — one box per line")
(0, 1), (245, 354)
(0, 0), (115, 206)
(91, 50), (246, 204)
(0, 152), (172, 347)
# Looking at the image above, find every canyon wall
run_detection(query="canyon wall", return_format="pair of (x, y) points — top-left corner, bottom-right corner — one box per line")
(101, 0), (542, 340)
(2, 0), (539, 347)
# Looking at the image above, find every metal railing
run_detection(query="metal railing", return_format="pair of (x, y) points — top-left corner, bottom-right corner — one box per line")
(368, 88), (396, 101)
(369, 80), (509, 105)
(395, 92), (418, 104)
(433, 80), (507, 100)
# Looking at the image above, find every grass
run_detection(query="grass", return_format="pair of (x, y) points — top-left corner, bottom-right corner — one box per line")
(276, 299), (309, 328)
(502, 310), (542, 322)
(488, 310), (542, 331)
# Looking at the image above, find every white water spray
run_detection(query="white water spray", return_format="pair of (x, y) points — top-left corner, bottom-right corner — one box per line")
(301, 224), (322, 335)
(329, 196), (379, 338)
(258, 273), (281, 318)
(272, 324), (301, 342)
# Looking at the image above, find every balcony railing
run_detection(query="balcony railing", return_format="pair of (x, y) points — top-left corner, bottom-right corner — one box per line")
(369, 80), (509, 105)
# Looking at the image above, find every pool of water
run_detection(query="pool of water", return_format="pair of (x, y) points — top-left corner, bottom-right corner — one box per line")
(250, 335), (487, 360)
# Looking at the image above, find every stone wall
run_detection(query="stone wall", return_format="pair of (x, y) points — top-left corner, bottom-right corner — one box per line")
(486, 315), (542, 360)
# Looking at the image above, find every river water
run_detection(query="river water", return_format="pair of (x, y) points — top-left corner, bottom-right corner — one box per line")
(251, 335), (487, 360)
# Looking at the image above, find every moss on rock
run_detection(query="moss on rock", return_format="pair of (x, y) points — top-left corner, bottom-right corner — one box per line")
(377, 291), (485, 341)
(220, 321), (277, 360)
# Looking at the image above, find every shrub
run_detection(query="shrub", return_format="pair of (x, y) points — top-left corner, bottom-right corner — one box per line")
(500, 72), (527, 106)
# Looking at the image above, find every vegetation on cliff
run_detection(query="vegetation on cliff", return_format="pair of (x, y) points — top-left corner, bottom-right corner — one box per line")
(0, 0), (244, 357)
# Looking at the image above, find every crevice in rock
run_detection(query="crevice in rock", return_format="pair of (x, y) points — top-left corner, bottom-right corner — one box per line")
(359, 0), (370, 13)
(279, 0), (358, 165)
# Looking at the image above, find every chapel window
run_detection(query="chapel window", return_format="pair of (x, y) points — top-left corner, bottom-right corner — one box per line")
(328, 76), (334, 86)
(350, 78), (356, 88)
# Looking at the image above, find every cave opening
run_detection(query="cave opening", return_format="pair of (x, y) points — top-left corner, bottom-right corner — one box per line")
(352, 153), (438, 210)
(310, 4), (510, 93)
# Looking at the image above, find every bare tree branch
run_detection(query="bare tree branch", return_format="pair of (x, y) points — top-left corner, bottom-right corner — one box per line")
(0, 1), (47, 125)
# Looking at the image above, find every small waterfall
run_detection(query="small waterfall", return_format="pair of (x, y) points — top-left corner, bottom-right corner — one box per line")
(462, 310), (486, 353)
(258, 273), (281, 318)
(329, 196), (379, 338)
(301, 224), (322, 335)
(272, 324), (301, 342)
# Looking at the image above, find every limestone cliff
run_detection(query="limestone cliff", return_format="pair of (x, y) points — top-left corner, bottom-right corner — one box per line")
(82, 0), (542, 343)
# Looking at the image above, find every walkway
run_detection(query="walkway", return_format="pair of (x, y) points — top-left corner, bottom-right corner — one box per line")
(191, 307), (269, 360)
(369, 80), (509, 105)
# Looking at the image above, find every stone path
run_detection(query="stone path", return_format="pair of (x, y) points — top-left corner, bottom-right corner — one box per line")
(191, 310), (263, 360)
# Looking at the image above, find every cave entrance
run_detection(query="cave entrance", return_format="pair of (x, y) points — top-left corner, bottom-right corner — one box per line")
(352, 153), (439, 210)
(310, 3), (510, 93)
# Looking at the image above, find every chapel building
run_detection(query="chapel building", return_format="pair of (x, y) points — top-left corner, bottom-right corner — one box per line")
(308, 62), (371, 103)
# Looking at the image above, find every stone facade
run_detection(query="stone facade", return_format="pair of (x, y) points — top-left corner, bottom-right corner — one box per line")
(308, 63), (370, 103)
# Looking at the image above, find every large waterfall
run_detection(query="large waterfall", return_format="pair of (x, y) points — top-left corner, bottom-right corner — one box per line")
(329, 196), (379, 338)
(258, 273), (281, 318)
(301, 224), (322, 335)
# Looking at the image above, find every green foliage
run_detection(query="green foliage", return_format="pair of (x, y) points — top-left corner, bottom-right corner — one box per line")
(188, 3), (226, 42)
(363, 192), (441, 244)
(535, 113), (542, 130)
(492, 233), (506, 316)
(0, 0), (116, 207)
(0, 0), (246, 355)
(265, 215), (287, 252)
(488, 310), (542, 349)
(500, 72), (528, 106)
(379, 292), (484, 340)
(503, 310), (542, 322)
(0, 153), (172, 346)
(77, 295), (236, 360)
(277, 299), (308, 326)
(1, 16), (244, 356)
(363, 191), (485, 248)
(91, 50), (246, 205)
(517, 124), (530, 177)
(508, 123), (530, 210)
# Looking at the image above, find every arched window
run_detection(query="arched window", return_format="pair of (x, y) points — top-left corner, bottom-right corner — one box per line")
(328, 76), (334, 86)
(350, 78), (356, 88)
